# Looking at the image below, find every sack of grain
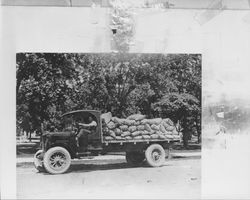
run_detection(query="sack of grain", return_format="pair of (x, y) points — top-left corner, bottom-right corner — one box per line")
(121, 131), (131, 137)
(145, 124), (152, 132)
(151, 124), (160, 131)
(140, 130), (149, 135)
(125, 136), (133, 140)
(128, 126), (137, 133)
(107, 121), (116, 129)
(137, 125), (145, 131)
(104, 136), (113, 140)
(108, 130), (116, 138)
(127, 114), (146, 121)
(134, 136), (143, 140)
(151, 134), (159, 139)
(112, 117), (125, 125)
(172, 129), (179, 135)
(147, 118), (162, 125)
(142, 135), (151, 139)
(141, 119), (148, 125)
(163, 118), (174, 126)
(114, 128), (122, 136)
(158, 134), (166, 139)
(159, 124), (167, 134)
(131, 131), (141, 137)
(165, 131), (173, 135)
(123, 119), (136, 126)
(134, 121), (141, 126)
(165, 125), (175, 132)
(165, 135), (174, 139)
(101, 112), (112, 124)
(115, 136), (125, 140)
(120, 125), (128, 131)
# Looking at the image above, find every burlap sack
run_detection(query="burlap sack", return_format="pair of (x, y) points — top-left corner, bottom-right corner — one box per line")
(141, 119), (148, 125)
(125, 136), (133, 140)
(114, 128), (122, 136)
(151, 134), (159, 139)
(120, 125), (129, 131)
(134, 136), (143, 140)
(112, 117), (125, 125)
(151, 124), (160, 131)
(172, 129), (179, 135)
(145, 124), (152, 132)
(104, 136), (113, 140)
(128, 126), (137, 133)
(101, 112), (112, 124)
(109, 130), (116, 138)
(121, 131), (131, 137)
(127, 114), (146, 121)
(165, 134), (174, 139)
(158, 134), (166, 139)
(141, 130), (149, 135)
(123, 119), (136, 126)
(163, 118), (174, 126)
(165, 131), (173, 135)
(165, 125), (175, 132)
(147, 118), (162, 125)
(115, 136), (125, 140)
(131, 131), (141, 137)
(137, 125), (145, 131)
(134, 121), (141, 126)
(159, 124), (167, 134)
(107, 121), (116, 129)
(142, 135), (151, 139)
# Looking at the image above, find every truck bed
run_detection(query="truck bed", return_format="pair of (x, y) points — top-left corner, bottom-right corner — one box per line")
(102, 138), (181, 145)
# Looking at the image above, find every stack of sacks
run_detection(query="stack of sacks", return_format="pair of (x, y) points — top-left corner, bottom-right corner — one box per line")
(102, 113), (181, 141)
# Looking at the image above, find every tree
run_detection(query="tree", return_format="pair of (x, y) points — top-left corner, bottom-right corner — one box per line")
(16, 53), (201, 147)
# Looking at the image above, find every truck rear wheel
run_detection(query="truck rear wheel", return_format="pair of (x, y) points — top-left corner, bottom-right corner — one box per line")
(145, 144), (166, 167)
(43, 147), (71, 174)
(34, 150), (45, 172)
(126, 151), (145, 166)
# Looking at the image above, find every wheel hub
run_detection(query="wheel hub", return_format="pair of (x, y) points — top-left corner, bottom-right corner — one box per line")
(152, 151), (161, 161)
(50, 154), (66, 168)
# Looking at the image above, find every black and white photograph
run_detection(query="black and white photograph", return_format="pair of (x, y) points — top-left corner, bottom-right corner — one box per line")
(1, 0), (250, 199)
(16, 53), (201, 199)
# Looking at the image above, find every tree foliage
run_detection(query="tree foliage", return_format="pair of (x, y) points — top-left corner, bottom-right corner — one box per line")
(16, 53), (201, 146)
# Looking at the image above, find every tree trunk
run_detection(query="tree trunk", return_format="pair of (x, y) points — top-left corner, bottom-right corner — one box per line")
(182, 116), (189, 149)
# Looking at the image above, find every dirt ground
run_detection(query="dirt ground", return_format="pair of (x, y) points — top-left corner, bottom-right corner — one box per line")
(17, 157), (200, 199)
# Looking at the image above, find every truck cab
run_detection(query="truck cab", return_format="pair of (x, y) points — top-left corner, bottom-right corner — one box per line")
(35, 110), (105, 174)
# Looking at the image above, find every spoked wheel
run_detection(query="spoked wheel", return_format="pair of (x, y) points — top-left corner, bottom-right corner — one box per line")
(145, 144), (166, 167)
(34, 150), (45, 172)
(43, 147), (71, 174)
(126, 151), (145, 166)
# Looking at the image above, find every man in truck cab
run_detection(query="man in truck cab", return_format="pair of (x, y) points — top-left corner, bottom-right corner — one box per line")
(75, 116), (97, 148)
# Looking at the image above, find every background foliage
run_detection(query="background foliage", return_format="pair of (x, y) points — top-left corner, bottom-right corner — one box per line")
(16, 53), (201, 147)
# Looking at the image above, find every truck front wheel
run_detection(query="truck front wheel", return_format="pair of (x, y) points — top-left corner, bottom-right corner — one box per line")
(126, 151), (145, 166)
(145, 144), (166, 167)
(43, 147), (71, 174)
(34, 150), (45, 172)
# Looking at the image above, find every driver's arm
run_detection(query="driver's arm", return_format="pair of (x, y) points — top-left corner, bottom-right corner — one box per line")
(78, 121), (97, 128)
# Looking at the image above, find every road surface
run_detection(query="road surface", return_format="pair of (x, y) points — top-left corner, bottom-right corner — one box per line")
(17, 157), (200, 199)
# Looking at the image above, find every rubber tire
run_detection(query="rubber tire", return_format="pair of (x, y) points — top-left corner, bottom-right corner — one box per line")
(145, 144), (166, 167)
(126, 151), (145, 166)
(34, 150), (45, 172)
(43, 147), (71, 174)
